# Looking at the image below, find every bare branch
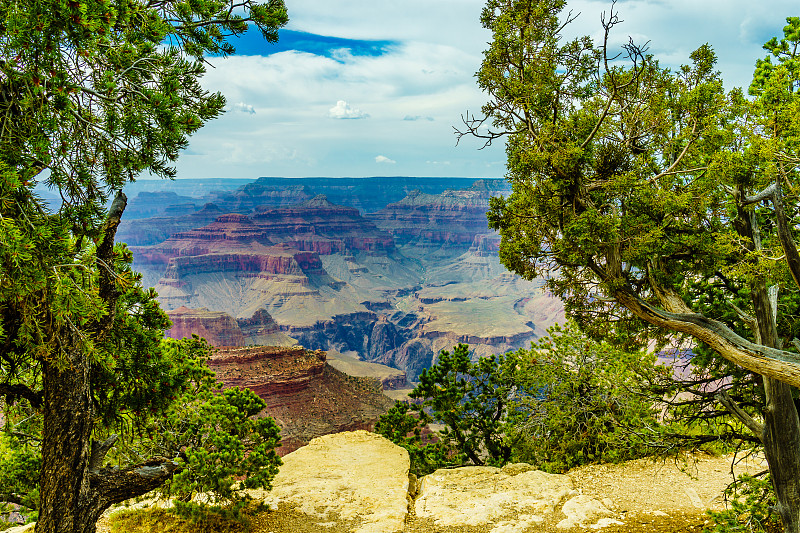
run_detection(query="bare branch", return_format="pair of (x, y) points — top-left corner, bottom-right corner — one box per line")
(716, 390), (765, 440)
(0, 383), (43, 410)
(92, 456), (180, 509)
(89, 434), (119, 472)
(740, 183), (777, 206)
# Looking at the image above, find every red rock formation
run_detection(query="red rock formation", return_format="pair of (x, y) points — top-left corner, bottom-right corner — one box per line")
(251, 195), (395, 254)
(367, 183), (495, 249)
(132, 195), (394, 268)
(208, 346), (326, 402)
(166, 306), (246, 346)
(166, 306), (295, 347)
(210, 346), (393, 455)
(158, 249), (325, 278)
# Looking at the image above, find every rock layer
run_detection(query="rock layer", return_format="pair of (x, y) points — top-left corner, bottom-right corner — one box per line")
(208, 345), (326, 401)
(367, 181), (501, 254)
(210, 346), (393, 454)
(165, 306), (296, 347)
(254, 431), (410, 533)
(165, 306), (245, 346)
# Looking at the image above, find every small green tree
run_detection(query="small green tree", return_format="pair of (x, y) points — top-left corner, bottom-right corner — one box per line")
(374, 401), (462, 476)
(412, 344), (520, 466)
(508, 322), (666, 473)
(378, 324), (664, 474)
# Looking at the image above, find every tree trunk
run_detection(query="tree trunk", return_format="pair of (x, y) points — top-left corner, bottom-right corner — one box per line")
(762, 377), (800, 533)
(37, 348), (103, 533)
(35, 192), (179, 532)
(752, 280), (800, 533)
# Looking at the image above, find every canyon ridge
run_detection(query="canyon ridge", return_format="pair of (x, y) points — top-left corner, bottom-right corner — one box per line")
(123, 176), (564, 387)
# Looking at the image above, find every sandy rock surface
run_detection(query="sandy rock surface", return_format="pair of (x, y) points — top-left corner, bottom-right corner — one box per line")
(250, 430), (410, 533)
(83, 432), (766, 533)
(415, 463), (576, 528)
(3, 524), (34, 533)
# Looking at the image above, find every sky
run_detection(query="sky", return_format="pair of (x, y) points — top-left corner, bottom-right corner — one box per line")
(169, 0), (800, 180)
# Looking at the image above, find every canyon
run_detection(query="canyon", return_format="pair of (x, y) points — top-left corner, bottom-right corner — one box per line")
(124, 177), (564, 384)
(207, 346), (393, 454)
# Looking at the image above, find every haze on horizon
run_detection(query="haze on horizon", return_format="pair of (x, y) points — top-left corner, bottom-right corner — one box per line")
(167, 0), (799, 181)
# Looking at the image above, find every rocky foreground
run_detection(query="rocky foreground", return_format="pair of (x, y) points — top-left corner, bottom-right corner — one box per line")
(44, 431), (758, 533)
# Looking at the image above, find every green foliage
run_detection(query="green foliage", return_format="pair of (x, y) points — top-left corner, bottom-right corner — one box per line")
(706, 475), (782, 533)
(375, 401), (463, 476)
(378, 323), (663, 474)
(155, 385), (282, 510)
(466, 0), (800, 527)
(411, 344), (520, 466)
(0, 0), (288, 202)
(0, 0), (287, 525)
(508, 322), (666, 473)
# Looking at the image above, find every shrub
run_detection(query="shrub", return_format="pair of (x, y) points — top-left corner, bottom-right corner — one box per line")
(378, 321), (665, 474)
(705, 474), (782, 533)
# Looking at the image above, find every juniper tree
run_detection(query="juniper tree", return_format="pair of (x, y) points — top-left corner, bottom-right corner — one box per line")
(459, 1), (800, 530)
(0, 1), (288, 532)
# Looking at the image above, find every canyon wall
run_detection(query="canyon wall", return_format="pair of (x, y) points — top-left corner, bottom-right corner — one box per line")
(210, 346), (394, 454)
(124, 178), (563, 384)
(165, 306), (296, 347)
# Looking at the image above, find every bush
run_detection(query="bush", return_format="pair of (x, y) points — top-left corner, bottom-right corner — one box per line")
(705, 474), (782, 533)
(375, 401), (463, 476)
(377, 321), (666, 474)
(508, 322), (667, 472)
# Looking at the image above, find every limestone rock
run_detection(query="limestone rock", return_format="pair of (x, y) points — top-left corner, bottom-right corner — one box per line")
(254, 431), (409, 533)
(4, 524), (34, 533)
(327, 351), (407, 390)
(557, 494), (616, 529)
(415, 463), (576, 528)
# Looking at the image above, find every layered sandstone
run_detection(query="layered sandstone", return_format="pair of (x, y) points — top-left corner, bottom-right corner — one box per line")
(210, 346), (393, 454)
(165, 306), (245, 346)
(367, 181), (505, 253)
(125, 178), (565, 385)
(252, 195), (395, 254)
(165, 306), (296, 347)
(208, 345), (326, 401)
(131, 196), (394, 264)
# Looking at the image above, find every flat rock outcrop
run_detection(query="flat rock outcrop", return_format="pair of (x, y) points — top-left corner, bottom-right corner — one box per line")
(209, 345), (326, 401)
(243, 432), (652, 533)
(415, 463), (577, 530)
(210, 347), (393, 454)
(254, 431), (410, 533)
(326, 352), (407, 390)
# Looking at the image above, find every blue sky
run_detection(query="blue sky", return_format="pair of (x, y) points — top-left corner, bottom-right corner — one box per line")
(169, 0), (799, 180)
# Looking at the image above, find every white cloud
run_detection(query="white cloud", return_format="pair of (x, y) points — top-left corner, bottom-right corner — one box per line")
(375, 155), (396, 164)
(231, 102), (256, 114)
(328, 100), (370, 119)
(170, 0), (799, 180)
